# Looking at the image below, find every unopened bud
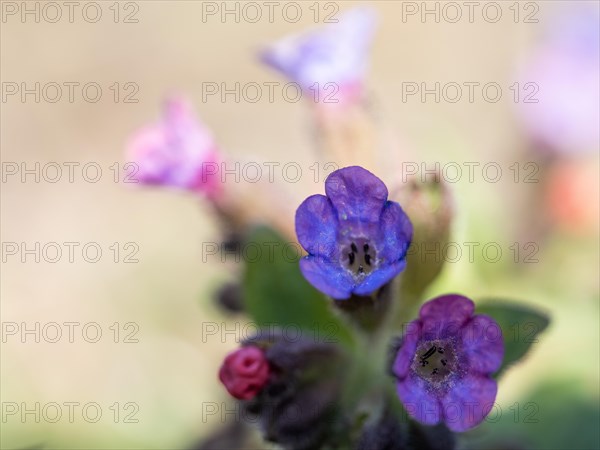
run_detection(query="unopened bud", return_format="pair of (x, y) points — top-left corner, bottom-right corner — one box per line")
(391, 174), (453, 301)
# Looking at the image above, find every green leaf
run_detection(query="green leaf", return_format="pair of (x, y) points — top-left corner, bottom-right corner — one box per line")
(466, 379), (599, 450)
(242, 226), (353, 346)
(477, 300), (550, 378)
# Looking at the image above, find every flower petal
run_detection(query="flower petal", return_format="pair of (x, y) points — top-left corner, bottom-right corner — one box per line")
(260, 7), (378, 90)
(441, 374), (497, 432)
(461, 314), (504, 375)
(419, 295), (475, 340)
(126, 97), (218, 191)
(392, 320), (421, 379)
(325, 166), (388, 222)
(353, 260), (406, 296)
(299, 256), (354, 300)
(396, 373), (442, 426)
(295, 194), (338, 258)
(126, 125), (172, 185)
(379, 201), (413, 262)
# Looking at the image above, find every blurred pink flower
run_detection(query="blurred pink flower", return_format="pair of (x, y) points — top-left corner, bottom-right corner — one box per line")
(545, 158), (600, 232)
(261, 6), (378, 106)
(126, 97), (221, 197)
(517, 7), (599, 155)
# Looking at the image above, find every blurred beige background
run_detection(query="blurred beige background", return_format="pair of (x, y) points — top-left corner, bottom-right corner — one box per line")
(1, 1), (598, 449)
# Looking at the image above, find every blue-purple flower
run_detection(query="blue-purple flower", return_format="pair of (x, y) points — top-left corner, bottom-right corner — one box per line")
(295, 166), (412, 300)
(392, 295), (504, 432)
(261, 6), (378, 104)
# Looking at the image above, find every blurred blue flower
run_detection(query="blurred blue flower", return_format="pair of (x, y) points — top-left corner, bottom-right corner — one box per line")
(295, 166), (412, 299)
(517, 6), (600, 155)
(392, 295), (504, 432)
(261, 6), (378, 103)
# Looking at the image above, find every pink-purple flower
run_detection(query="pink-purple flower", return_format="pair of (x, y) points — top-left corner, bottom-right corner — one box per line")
(261, 6), (378, 104)
(126, 97), (221, 196)
(516, 6), (599, 155)
(392, 295), (504, 432)
(295, 166), (412, 300)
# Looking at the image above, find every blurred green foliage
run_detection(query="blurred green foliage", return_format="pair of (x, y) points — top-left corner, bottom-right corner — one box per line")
(242, 226), (353, 346)
(477, 301), (550, 379)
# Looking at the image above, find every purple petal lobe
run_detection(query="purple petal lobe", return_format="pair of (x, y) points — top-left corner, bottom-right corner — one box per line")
(126, 97), (219, 193)
(419, 295), (475, 340)
(441, 374), (497, 432)
(461, 314), (504, 375)
(353, 260), (406, 296)
(392, 320), (421, 379)
(325, 166), (388, 222)
(299, 256), (354, 300)
(335, 217), (380, 243)
(295, 194), (338, 258)
(379, 201), (413, 262)
(396, 373), (442, 426)
(260, 6), (378, 91)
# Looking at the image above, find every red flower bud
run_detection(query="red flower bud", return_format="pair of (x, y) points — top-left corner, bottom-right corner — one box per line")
(218, 346), (270, 400)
